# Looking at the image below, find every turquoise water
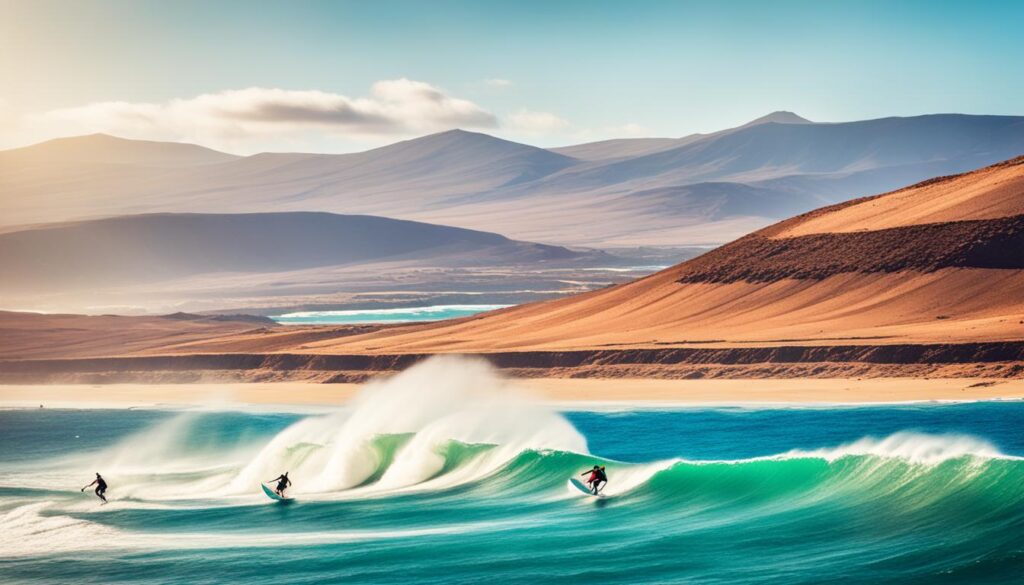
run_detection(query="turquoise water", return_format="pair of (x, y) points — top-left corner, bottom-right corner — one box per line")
(582, 265), (670, 272)
(1, 360), (1022, 583)
(271, 304), (512, 324)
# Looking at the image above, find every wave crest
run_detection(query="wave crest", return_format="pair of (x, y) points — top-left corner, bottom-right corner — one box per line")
(781, 431), (1009, 464)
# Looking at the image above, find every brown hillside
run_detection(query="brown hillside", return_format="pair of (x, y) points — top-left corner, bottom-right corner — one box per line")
(0, 312), (270, 359)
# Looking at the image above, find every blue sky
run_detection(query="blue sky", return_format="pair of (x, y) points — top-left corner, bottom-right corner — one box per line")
(1, 0), (1021, 153)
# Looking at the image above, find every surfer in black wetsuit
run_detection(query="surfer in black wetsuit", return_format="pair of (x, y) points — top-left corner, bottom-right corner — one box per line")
(267, 472), (292, 497)
(580, 465), (607, 494)
(81, 473), (108, 503)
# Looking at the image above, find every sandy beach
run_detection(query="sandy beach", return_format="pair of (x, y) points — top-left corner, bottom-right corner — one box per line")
(3, 377), (1023, 409)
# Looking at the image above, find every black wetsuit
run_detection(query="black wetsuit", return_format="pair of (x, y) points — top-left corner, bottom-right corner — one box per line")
(271, 475), (291, 495)
(93, 476), (108, 502)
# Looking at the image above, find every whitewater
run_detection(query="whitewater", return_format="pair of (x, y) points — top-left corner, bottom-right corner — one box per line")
(1, 357), (1022, 584)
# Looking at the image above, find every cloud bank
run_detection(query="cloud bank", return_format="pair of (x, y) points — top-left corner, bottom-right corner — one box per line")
(31, 79), (499, 151)
(5, 78), (651, 153)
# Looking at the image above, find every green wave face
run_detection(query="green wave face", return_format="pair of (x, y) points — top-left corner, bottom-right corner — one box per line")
(477, 449), (1024, 582)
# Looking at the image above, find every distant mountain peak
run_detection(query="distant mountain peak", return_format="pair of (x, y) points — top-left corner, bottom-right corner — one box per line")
(422, 128), (507, 144)
(40, 133), (202, 155)
(28, 132), (125, 148)
(383, 128), (505, 149)
(33, 132), (188, 148)
(3, 133), (238, 165)
(742, 111), (813, 126)
(373, 128), (574, 163)
(434, 128), (478, 136)
(79, 132), (119, 141)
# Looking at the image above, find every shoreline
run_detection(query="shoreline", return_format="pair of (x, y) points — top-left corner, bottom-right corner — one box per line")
(3, 342), (1022, 386)
(2, 377), (1024, 410)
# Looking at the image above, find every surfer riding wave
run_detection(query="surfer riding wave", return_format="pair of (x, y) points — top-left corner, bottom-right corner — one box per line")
(580, 465), (607, 494)
(81, 473), (108, 503)
(267, 472), (292, 497)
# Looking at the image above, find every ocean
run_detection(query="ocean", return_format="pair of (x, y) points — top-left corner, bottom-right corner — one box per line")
(271, 305), (513, 325)
(1, 358), (1022, 584)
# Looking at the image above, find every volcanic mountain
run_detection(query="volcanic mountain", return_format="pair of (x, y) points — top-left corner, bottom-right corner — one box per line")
(286, 156), (1024, 354)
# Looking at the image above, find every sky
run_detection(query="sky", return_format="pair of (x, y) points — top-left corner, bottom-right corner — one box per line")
(1, 0), (1022, 154)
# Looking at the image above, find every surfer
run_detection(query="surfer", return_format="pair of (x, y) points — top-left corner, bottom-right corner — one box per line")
(81, 473), (108, 503)
(267, 472), (292, 497)
(580, 465), (607, 495)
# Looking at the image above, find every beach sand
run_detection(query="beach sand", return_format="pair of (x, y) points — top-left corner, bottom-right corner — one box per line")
(3, 377), (1023, 409)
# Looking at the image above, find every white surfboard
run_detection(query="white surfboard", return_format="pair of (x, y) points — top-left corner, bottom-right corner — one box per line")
(568, 478), (605, 497)
(262, 483), (293, 502)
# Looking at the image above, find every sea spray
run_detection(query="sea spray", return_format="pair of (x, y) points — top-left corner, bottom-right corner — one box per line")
(65, 356), (587, 498)
(781, 431), (1010, 464)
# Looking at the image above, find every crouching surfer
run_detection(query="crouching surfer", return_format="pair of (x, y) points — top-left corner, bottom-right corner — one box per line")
(267, 472), (292, 497)
(580, 465), (607, 495)
(81, 473), (108, 503)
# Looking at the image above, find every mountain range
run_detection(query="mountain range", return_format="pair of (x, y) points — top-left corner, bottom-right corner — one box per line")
(3, 112), (1022, 246)
(0, 212), (587, 294)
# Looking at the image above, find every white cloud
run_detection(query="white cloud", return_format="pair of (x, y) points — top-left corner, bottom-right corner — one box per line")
(484, 78), (513, 88)
(30, 80), (497, 152)
(505, 109), (570, 135)
(10, 79), (645, 152)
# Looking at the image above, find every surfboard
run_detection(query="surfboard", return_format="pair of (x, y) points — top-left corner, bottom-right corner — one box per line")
(568, 478), (605, 497)
(262, 483), (293, 502)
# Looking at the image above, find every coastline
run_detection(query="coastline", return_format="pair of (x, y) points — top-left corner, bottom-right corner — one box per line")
(3, 377), (1023, 409)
